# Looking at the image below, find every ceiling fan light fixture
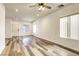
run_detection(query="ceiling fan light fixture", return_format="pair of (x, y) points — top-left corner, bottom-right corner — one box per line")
(58, 4), (64, 8)
(29, 3), (51, 11)
(38, 6), (45, 11)
(38, 6), (43, 10)
(42, 7), (45, 10)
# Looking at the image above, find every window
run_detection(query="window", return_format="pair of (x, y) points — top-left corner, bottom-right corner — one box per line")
(22, 25), (30, 33)
(33, 23), (37, 33)
(60, 17), (68, 38)
(60, 14), (79, 40)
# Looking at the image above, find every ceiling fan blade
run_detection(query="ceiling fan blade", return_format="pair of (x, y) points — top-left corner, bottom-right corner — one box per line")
(44, 5), (52, 9)
(29, 3), (52, 9)
(58, 4), (64, 8)
(29, 4), (38, 7)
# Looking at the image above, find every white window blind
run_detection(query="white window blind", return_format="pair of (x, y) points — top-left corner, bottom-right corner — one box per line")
(60, 17), (67, 38)
(70, 14), (79, 40)
(60, 14), (79, 40)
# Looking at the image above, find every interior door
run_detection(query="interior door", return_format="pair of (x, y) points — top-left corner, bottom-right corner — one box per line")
(12, 24), (19, 36)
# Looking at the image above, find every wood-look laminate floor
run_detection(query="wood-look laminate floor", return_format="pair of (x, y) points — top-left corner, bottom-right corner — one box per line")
(1, 36), (79, 56)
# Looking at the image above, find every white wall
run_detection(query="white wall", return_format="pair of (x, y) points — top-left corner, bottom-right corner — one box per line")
(0, 4), (5, 54)
(5, 18), (12, 38)
(33, 4), (79, 51)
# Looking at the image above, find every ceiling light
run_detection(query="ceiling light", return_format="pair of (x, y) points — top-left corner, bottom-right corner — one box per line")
(37, 14), (39, 16)
(42, 7), (45, 10)
(38, 6), (45, 11)
(38, 6), (43, 10)
(16, 9), (19, 12)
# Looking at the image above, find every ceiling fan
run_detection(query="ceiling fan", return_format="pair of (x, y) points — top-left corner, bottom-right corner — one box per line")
(29, 3), (52, 10)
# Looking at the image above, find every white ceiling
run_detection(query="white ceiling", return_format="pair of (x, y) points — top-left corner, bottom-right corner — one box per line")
(5, 3), (71, 22)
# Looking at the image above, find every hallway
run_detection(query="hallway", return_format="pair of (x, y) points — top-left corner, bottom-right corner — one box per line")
(1, 36), (78, 56)
(0, 3), (79, 56)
